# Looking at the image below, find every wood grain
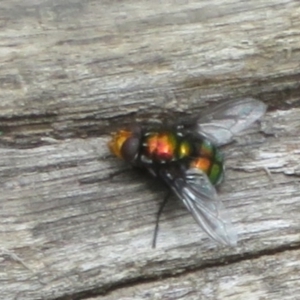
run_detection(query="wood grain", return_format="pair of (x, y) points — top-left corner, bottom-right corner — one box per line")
(0, 0), (300, 299)
(100, 249), (300, 300)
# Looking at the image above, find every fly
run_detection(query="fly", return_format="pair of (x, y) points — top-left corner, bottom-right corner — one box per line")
(108, 98), (267, 247)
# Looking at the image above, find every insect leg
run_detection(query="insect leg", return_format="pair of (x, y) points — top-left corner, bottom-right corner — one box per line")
(152, 191), (171, 248)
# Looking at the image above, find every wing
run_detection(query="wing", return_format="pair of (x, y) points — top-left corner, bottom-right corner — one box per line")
(161, 167), (237, 246)
(181, 98), (267, 146)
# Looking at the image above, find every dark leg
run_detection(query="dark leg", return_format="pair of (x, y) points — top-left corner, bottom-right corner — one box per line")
(152, 191), (171, 248)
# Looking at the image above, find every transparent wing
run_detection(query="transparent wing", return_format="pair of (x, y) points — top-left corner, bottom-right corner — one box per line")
(192, 98), (267, 146)
(162, 167), (237, 246)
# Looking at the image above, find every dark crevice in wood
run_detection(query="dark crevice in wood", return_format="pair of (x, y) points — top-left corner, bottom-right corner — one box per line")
(53, 242), (300, 300)
(0, 79), (300, 149)
(0, 95), (299, 151)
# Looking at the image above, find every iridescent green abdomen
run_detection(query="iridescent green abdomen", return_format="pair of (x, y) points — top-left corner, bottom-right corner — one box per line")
(141, 131), (224, 185)
(190, 139), (224, 185)
(141, 131), (194, 163)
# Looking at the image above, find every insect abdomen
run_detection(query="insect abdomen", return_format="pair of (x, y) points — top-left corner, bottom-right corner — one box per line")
(142, 131), (192, 162)
(190, 139), (224, 185)
(140, 131), (223, 185)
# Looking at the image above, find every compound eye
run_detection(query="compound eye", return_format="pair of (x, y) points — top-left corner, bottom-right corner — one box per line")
(121, 136), (140, 162)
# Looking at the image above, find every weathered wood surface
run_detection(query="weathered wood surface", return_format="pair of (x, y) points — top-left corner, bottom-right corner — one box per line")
(0, 0), (300, 299)
(100, 249), (300, 300)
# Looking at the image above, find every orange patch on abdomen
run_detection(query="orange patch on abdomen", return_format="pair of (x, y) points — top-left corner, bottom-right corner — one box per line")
(191, 157), (211, 173)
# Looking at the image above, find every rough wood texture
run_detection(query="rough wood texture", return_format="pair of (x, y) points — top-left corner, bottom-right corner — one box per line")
(0, 1), (300, 299)
(100, 249), (300, 300)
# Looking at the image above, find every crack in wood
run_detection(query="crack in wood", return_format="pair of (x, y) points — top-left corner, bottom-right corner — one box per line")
(52, 242), (300, 300)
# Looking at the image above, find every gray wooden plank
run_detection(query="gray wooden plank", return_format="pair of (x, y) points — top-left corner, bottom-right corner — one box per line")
(1, 108), (300, 299)
(98, 249), (300, 300)
(0, 0), (300, 139)
(0, 0), (300, 299)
